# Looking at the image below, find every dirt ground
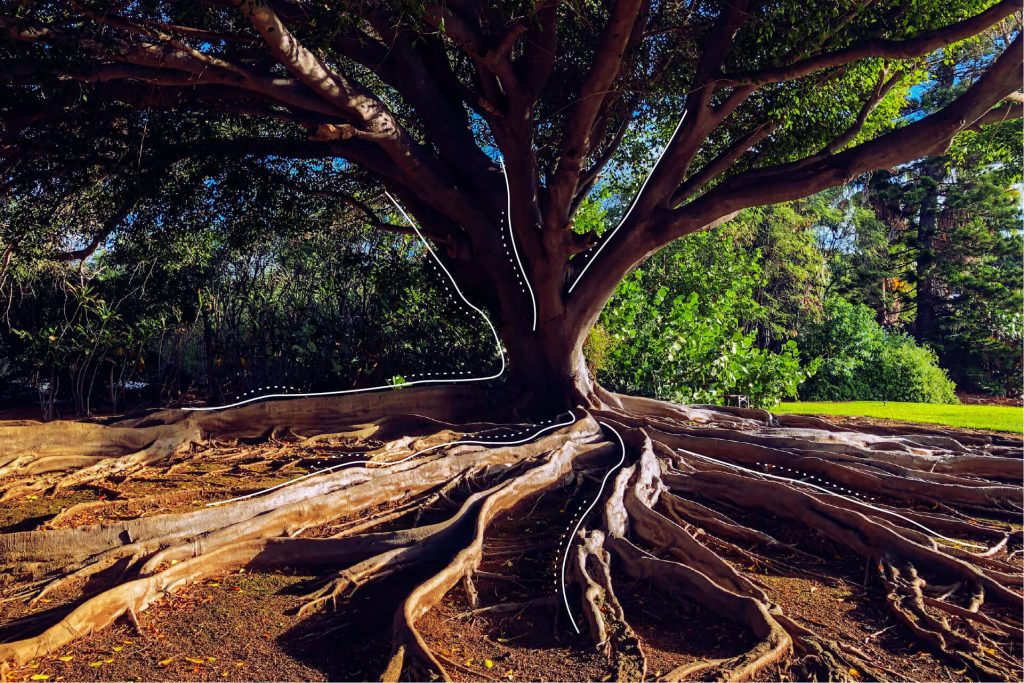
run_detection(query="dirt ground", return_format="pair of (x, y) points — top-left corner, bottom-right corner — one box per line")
(1, 421), (1019, 682)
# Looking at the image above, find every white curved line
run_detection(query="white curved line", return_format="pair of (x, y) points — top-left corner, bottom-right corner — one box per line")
(677, 448), (990, 552)
(182, 193), (505, 411)
(206, 411), (578, 507)
(567, 110), (688, 294)
(499, 156), (538, 331)
(561, 420), (627, 634)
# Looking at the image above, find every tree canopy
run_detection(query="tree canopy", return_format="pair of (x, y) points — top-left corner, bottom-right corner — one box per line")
(1, 0), (1021, 406)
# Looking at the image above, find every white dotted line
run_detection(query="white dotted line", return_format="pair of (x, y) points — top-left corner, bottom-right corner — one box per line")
(756, 462), (876, 502)
(559, 422), (627, 634)
(234, 385), (299, 400)
(183, 193), (507, 412)
(304, 418), (566, 467)
(680, 449), (989, 551)
(498, 156), (537, 331)
(554, 503), (589, 593)
(207, 412), (577, 506)
(499, 210), (524, 294)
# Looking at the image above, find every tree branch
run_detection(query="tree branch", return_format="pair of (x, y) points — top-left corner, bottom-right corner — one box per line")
(544, 0), (649, 229)
(623, 0), (755, 224)
(670, 120), (779, 206)
(668, 34), (1024, 238)
(721, 0), (1018, 86)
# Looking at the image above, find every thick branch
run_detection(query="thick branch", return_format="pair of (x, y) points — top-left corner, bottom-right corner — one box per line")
(668, 35), (1024, 238)
(722, 0), (1018, 86)
(545, 0), (648, 228)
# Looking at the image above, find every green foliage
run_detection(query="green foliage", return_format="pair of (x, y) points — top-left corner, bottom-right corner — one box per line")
(0, 162), (495, 416)
(798, 298), (957, 404)
(7, 268), (158, 418)
(593, 230), (810, 408)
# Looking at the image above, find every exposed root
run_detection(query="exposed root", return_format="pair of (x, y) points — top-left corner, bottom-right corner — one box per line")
(0, 387), (1020, 680)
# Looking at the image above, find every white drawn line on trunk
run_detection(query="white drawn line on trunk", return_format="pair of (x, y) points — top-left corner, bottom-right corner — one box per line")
(182, 192), (505, 411)
(499, 156), (538, 331)
(560, 420), (627, 634)
(205, 411), (578, 507)
(567, 110), (688, 294)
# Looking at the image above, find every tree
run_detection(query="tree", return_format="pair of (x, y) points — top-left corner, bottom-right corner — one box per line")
(1, 2), (1022, 680)
(822, 32), (1023, 394)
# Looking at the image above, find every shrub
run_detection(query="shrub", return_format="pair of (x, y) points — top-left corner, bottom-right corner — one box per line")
(799, 297), (958, 404)
(593, 231), (811, 408)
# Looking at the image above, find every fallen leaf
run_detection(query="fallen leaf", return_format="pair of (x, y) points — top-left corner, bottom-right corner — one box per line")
(484, 659), (494, 669)
(185, 657), (206, 664)
(112, 646), (123, 652)
(30, 674), (50, 680)
(88, 661), (104, 668)
(207, 656), (217, 662)
(102, 659), (114, 664)
(56, 657), (73, 663)
(848, 668), (860, 678)
(158, 657), (175, 667)
(496, 637), (508, 643)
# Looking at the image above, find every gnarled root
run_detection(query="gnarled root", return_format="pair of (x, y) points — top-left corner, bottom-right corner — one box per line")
(1, 388), (1021, 681)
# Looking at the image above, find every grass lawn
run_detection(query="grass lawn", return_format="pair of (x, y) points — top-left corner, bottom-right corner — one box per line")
(773, 401), (1024, 433)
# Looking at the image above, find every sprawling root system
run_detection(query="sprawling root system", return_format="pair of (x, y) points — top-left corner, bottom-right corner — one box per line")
(0, 386), (1021, 681)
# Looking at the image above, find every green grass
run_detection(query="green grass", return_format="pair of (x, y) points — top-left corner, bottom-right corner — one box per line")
(773, 401), (1024, 433)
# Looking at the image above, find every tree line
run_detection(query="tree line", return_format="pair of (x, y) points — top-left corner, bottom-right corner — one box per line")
(1, 119), (1018, 417)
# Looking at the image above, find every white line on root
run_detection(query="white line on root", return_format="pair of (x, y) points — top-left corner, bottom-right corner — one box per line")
(560, 420), (627, 634)
(567, 110), (688, 295)
(677, 448), (990, 552)
(498, 156), (537, 331)
(205, 411), (578, 507)
(183, 193), (505, 411)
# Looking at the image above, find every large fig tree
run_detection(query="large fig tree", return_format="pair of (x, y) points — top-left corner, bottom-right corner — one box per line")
(0, 2), (1021, 680)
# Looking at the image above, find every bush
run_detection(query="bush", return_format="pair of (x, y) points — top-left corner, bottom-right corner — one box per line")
(592, 231), (810, 408)
(799, 297), (958, 404)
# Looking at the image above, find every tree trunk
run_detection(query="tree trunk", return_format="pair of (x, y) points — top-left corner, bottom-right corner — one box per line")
(501, 316), (597, 415)
(915, 157), (943, 345)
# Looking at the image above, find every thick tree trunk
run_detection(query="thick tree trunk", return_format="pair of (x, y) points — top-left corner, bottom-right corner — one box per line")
(501, 317), (597, 415)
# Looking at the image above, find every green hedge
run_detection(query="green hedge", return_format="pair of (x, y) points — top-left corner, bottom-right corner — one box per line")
(799, 298), (957, 404)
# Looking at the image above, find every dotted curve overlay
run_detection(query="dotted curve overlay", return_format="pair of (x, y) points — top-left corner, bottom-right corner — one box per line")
(558, 420), (627, 634)
(498, 156), (537, 331)
(567, 110), (689, 295)
(206, 411), (578, 507)
(680, 448), (990, 552)
(182, 192), (506, 412)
